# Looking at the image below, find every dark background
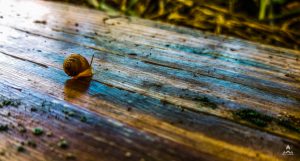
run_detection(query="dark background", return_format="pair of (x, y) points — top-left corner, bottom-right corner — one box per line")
(51, 0), (300, 50)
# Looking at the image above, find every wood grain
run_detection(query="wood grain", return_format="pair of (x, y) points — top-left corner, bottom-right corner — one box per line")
(0, 0), (299, 161)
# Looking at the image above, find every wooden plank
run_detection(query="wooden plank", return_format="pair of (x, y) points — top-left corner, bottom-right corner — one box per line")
(2, 6), (300, 101)
(0, 42), (297, 161)
(0, 20), (299, 140)
(0, 0), (299, 161)
(0, 81), (217, 161)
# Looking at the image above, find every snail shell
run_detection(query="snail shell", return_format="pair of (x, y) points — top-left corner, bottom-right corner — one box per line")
(63, 54), (93, 79)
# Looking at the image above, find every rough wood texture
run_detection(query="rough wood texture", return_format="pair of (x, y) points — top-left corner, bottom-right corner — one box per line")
(0, 0), (299, 161)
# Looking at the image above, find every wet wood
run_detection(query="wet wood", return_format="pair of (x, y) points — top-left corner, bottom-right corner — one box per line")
(0, 0), (299, 161)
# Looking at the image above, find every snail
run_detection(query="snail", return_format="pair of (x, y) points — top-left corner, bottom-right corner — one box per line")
(63, 54), (94, 79)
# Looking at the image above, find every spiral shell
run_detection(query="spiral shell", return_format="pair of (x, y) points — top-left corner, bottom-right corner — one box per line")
(63, 54), (92, 78)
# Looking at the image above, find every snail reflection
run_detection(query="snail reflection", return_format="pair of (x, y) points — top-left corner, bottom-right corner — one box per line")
(64, 77), (92, 101)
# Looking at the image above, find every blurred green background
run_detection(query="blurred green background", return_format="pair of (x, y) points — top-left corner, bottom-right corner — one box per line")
(52, 0), (300, 50)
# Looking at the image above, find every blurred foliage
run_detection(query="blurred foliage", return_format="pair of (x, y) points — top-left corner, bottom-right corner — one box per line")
(56, 0), (300, 50)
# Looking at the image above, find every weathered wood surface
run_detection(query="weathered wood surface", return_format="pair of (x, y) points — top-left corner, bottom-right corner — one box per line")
(0, 0), (299, 161)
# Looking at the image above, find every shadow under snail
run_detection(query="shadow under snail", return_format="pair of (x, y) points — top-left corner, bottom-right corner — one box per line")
(63, 54), (94, 79)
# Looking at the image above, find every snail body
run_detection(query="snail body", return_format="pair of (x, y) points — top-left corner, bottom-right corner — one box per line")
(63, 54), (93, 79)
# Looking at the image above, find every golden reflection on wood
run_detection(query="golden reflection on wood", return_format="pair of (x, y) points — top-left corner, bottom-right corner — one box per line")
(64, 78), (91, 101)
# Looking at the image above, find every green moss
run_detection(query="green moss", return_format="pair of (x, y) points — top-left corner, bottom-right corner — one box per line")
(80, 116), (87, 122)
(32, 127), (44, 136)
(234, 109), (273, 127)
(194, 96), (218, 109)
(62, 109), (75, 117)
(26, 140), (37, 148)
(3, 100), (12, 106)
(57, 139), (69, 149)
(30, 107), (38, 112)
(1, 99), (21, 107)
(17, 145), (25, 152)
(277, 118), (300, 133)
(0, 124), (8, 131)
(234, 109), (300, 133)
